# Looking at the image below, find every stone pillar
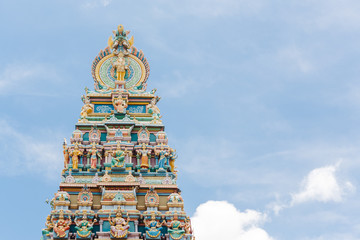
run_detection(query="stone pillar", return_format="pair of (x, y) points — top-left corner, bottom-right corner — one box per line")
(134, 220), (138, 232)
(99, 219), (104, 232)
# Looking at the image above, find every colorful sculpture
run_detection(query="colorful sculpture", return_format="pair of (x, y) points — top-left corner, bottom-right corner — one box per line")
(109, 208), (130, 238)
(111, 142), (125, 168)
(70, 144), (83, 170)
(166, 213), (185, 240)
(75, 214), (97, 239)
(112, 52), (129, 81)
(108, 24), (134, 55)
(112, 95), (128, 113)
(41, 215), (53, 239)
(144, 213), (164, 239)
(169, 148), (177, 172)
(137, 144), (151, 169)
(52, 210), (71, 239)
(87, 143), (101, 169)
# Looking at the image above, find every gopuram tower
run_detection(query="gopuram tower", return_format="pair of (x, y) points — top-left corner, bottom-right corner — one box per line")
(41, 25), (194, 240)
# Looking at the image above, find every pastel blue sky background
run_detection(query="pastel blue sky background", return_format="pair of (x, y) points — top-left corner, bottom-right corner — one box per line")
(1, 0), (360, 239)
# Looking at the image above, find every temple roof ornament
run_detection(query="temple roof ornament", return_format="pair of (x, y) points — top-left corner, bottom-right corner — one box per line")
(92, 25), (150, 92)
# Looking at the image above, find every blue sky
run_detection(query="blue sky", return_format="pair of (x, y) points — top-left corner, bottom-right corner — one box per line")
(1, 0), (360, 239)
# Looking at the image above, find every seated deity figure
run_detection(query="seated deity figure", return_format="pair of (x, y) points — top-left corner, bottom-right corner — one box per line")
(111, 143), (125, 168)
(75, 214), (97, 239)
(108, 208), (130, 238)
(87, 143), (101, 169)
(166, 213), (185, 240)
(137, 144), (151, 169)
(144, 213), (165, 239)
(52, 211), (71, 239)
(70, 145), (83, 170)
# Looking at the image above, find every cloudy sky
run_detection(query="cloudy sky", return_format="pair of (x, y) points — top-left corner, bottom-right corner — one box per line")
(1, 0), (360, 239)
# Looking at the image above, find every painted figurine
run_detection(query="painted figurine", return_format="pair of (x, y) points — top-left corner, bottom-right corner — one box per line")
(111, 143), (126, 168)
(108, 24), (134, 55)
(63, 140), (69, 170)
(156, 147), (169, 170)
(112, 95), (128, 113)
(112, 52), (129, 81)
(87, 143), (101, 169)
(41, 215), (54, 239)
(108, 208), (130, 238)
(137, 144), (151, 169)
(144, 213), (165, 239)
(168, 148), (177, 172)
(52, 211), (71, 239)
(166, 213), (185, 240)
(70, 145), (83, 170)
(75, 214), (97, 239)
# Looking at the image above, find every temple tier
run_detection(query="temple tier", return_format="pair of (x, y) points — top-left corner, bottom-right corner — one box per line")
(41, 25), (194, 240)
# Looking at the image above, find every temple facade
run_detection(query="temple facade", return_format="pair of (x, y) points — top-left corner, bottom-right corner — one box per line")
(41, 25), (194, 240)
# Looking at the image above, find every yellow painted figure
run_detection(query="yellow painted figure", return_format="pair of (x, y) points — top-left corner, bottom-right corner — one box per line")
(70, 145), (83, 170)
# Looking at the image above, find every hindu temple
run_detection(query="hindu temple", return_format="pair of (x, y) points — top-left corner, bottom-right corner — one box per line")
(41, 25), (194, 240)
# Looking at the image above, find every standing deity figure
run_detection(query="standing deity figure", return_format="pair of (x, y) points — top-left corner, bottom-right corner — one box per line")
(156, 147), (169, 170)
(63, 140), (69, 169)
(80, 95), (93, 121)
(184, 216), (193, 235)
(108, 24), (134, 55)
(137, 144), (151, 169)
(144, 213), (165, 239)
(111, 143), (126, 168)
(112, 95), (128, 113)
(70, 145), (83, 170)
(112, 52), (130, 81)
(108, 208), (130, 238)
(75, 214), (97, 239)
(166, 213), (185, 240)
(168, 148), (177, 172)
(52, 211), (71, 238)
(87, 143), (102, 169)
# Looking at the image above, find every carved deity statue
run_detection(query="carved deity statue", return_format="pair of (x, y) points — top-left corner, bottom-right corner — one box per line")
(108, 24), (134, 55)
(52, 211), (71, 238)
(87, 143), (102, 169)
(112, 95), (128, 113)
(108, 208), (130, 238)
(168, 148), (177, 172)
(112, 52), (129, 81)
(75, 214), (97, 239)
(137, 144), (151, 169)
(144, 213), (165, 239)
(41, 215), (54, 239)
(80, 95), (93, 121)
(147, 96), (161, 117)
(156, 145), (169, 170)
(111, 143), (125, 168)
(166, 213), (185, 240)
(70, 145), (83, 170)
(63, 140), (69, 169)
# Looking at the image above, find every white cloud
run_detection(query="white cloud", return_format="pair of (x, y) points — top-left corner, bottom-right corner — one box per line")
(268, 162), (355, 214)
(0, 120), (63, 180)
(192, 201), (274, 240)
(291, 162), (355, 204)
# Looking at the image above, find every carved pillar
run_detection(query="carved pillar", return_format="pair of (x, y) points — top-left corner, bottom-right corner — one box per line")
(134, 220), (138, 232)
(99, 219), (104, 232)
